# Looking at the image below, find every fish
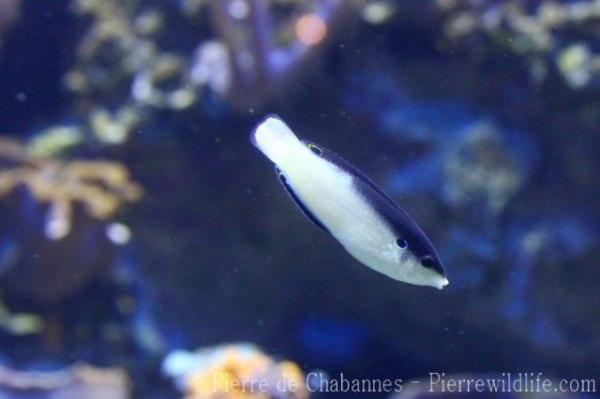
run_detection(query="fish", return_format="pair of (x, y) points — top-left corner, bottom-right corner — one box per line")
(250, 115), (448, 289)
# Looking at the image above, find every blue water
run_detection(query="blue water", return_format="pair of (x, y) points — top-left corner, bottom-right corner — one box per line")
(0, 1), (599, 398)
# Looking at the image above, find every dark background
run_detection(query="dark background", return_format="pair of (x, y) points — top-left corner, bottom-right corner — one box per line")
(0, 0), (599, 397)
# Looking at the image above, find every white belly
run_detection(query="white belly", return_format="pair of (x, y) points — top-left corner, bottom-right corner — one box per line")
(280, 150), (405, 280)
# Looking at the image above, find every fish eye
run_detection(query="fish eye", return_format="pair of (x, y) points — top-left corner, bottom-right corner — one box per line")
(395, 238), (407, 249)
(420, 256), (436, 269)
(308, 144), (323, 156)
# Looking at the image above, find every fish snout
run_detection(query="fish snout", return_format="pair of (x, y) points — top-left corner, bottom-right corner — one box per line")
(420, 254), (448, 289)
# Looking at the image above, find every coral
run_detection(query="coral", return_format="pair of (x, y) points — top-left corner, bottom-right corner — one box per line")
(1, 0), (599, 394)
(89, 105), (141, 145)
(131, 53), (197, 110)
(163, 344), (309, 399)
(387, 118), (530, 218)
(361, 1), (397, 25)
(0, 135), (142, 240)
(66, 0), (160, 97)
(442, 121), (524, 216)
(210, 0), (362, 107)
(0, 363), (130, 399)
(438, 0), (600, 88)
(64, 0), (224, 144)
(25, 126), (84, 158)
(65, 0), (365, 127)
(0, 299), (43, 335)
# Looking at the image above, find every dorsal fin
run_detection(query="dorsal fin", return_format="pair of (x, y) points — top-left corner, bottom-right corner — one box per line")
(274, 166), (330, 234)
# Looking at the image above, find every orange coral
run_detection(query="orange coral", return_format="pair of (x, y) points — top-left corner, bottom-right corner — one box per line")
(185, 346), (271, 399)
(0, 137), (142, 239)
(165, 344), (308, 399)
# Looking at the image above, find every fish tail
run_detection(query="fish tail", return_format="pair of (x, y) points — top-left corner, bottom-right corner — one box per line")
(251, 115), (303, 166)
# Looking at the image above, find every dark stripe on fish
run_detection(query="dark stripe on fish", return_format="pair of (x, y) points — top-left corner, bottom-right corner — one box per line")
(275, 166), (330, 234)
(302, 141), (445, 277)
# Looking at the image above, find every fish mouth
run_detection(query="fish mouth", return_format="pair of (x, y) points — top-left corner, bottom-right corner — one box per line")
(435, 277), (450, 290)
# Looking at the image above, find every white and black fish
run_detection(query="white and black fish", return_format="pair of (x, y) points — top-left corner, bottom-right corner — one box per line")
(251, 116), (448, 289)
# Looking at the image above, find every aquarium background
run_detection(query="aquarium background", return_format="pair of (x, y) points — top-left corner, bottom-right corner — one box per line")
(0, 0), (599, 398)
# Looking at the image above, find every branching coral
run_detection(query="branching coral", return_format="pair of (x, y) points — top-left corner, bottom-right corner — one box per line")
(70, 0), (197, 114)
(0, 136), (142, 240)
(209, 0), (362, 107)
(65, 0), (160, 97)
(65, 0), (364, 133)
(438, 0), (600, 88)
(163, 344), (308, 399)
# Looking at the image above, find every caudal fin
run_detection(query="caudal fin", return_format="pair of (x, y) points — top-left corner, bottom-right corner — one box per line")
(250, 115), (302, 165)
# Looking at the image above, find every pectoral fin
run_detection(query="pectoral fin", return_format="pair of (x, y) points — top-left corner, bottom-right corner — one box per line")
(275, 166), (329, 234)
